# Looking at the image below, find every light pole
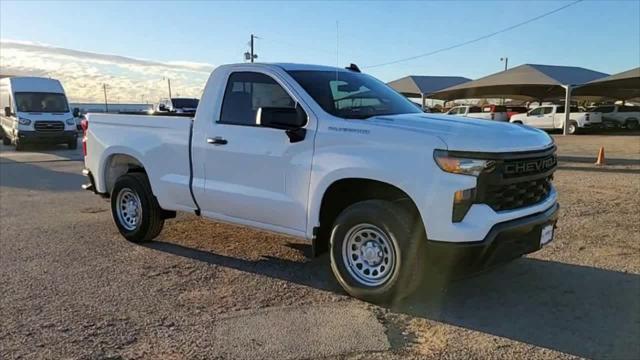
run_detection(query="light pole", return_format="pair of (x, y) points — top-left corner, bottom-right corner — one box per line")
(500, 57), (509, 105)
(500, 57), (508, 71)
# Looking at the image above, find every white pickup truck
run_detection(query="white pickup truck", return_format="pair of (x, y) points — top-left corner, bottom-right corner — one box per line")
(509, 105), (602, 134)
(82, 63), (559, 303)
(445, 105), (509, 121)
(590, 104), (639, 130)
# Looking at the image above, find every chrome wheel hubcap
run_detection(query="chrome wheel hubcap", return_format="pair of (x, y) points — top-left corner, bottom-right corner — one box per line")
(342, 224), (396, 286)
(116, 188), (142, 231)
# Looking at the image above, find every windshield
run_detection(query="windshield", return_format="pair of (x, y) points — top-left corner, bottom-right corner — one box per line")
(287, 70), (421, 119)
(14, 92), (69, 113)
(172, 98), (199, 108)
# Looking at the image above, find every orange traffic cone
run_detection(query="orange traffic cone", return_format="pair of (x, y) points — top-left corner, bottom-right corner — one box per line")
(595, 146), (605, 166)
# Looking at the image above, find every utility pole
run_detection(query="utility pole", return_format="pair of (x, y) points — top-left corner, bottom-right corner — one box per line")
(250, 34), (255, 63)
(103, 84), (109, 113)
(244, 34), (258, 62)
(167, 78), (172, 99)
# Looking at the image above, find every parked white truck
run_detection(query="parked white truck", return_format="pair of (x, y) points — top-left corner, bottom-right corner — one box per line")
(445, 105), (509, 121)
(0, 77), (78, 150)
(82, 63), (559, 303)
(509, 105), (602, 134)
(590, 104), (639, 130)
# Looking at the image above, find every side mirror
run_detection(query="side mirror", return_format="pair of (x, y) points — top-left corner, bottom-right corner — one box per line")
(73, 107), (80, 117)
(256, 105), (307, 143)
(4, 107), (10, 117)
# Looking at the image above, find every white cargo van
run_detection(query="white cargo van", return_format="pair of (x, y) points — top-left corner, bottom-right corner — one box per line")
(0, 77), (78, 150)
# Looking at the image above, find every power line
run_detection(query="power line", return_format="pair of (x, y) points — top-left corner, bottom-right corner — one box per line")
(364, 0), (584, 69)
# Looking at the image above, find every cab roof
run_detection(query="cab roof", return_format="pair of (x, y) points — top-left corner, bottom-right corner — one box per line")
(7, 76), (65, 93)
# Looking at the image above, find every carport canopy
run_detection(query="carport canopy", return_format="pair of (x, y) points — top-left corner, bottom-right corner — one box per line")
(388, 75), (471, 98)
(572, 67), (640, 100)
(428, 64), (608, 101)
(387, 75), (470, 109)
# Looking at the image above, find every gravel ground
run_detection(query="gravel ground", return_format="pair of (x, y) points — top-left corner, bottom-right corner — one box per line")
(1, 141), (639, 359)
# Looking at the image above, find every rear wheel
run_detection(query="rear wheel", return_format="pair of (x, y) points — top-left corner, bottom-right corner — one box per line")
(1, 131), (10, 145)
(14, 138), (24, 151)
(567, 121), (578, 135)
(111, 173), (164, 242)
(625, 118), (638, 131)
(329, 199), (426, 304)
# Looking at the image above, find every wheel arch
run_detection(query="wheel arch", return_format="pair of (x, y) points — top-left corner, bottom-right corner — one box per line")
(100, 150), (147, 195)
(311, 177), (425, 256)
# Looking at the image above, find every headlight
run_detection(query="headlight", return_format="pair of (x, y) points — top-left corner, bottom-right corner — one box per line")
(66, 118), (75, 125)
(433, 150), (492, 177)
(18, 117), (31, 126)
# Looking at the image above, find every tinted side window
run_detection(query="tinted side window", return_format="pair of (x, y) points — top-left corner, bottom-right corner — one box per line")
(543, 107), (554, 114)
(220, 72), (295, 125)
(619, 106), (640, 112)
(595, 106), (614, 113)
(529, 108), (543, 116)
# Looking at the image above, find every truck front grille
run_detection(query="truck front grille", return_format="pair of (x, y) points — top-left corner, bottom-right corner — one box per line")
(474, 146), (557, 212)
(34, 121), (65, 132)
(484, 176), (553, 211)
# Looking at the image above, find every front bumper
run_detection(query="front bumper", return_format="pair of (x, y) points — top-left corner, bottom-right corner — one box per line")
(17, 130), (77, 143)
(425, 202), (559, 277)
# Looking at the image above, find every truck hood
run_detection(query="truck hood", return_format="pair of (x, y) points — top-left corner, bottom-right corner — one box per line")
(368, 113), (553, 153)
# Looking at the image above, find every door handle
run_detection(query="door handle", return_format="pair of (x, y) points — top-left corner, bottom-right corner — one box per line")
(207, 137), (228, 145)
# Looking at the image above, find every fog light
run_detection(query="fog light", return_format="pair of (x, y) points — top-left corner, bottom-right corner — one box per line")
(452, 188), (476, 223)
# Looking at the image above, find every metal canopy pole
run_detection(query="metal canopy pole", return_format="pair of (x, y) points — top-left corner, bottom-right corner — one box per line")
(562, 85), (572, 135)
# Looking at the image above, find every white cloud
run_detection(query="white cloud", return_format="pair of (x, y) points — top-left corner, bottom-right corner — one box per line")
(0, 39), (214, 103)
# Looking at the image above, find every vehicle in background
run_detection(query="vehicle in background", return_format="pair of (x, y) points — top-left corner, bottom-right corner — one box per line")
(82, 63), (558, 304)
(446, 105), (508, 121)
(0, 77), (78, 150)
(155, 98), (200, 114)
(591, 104), (639, 130)
(509, 105), (602, 134)
(480, 105), (509, 121)
(505, 106), (528, 120)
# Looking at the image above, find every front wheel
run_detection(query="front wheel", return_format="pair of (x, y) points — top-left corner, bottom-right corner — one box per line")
(567, 121), (578, 135)
(111, 173), (164, 242)
(330, 199), (426, 304)
(68, 139), (78, 149)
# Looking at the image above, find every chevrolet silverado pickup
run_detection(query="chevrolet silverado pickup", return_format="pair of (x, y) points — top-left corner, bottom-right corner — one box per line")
(82, 63), (559, 303)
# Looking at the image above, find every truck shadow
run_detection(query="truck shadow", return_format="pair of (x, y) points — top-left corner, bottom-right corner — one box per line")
(145, 240), (639, 359)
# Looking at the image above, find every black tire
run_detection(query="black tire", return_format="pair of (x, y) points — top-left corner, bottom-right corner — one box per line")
(625, 119), (638, 131)
(512, 121), (523, 124)
(68, 139), (78, 149)
(567, 121), (578, 135)
(14, 139), (24, 151)
(329, 199), (426, 304)
(1, 133), (10, 145)
(111, 172), (164, 242)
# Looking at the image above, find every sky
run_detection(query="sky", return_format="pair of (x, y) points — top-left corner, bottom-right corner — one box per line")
(1, 0), (639, 103)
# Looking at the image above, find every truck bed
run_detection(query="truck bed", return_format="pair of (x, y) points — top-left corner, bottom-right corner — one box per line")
(84, 113), (197, 212)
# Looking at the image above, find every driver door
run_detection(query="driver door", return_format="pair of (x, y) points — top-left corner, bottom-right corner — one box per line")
(195, 71), (314, 233)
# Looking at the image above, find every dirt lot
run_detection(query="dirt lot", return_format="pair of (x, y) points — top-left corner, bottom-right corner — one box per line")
(1, 138), (639, 359)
